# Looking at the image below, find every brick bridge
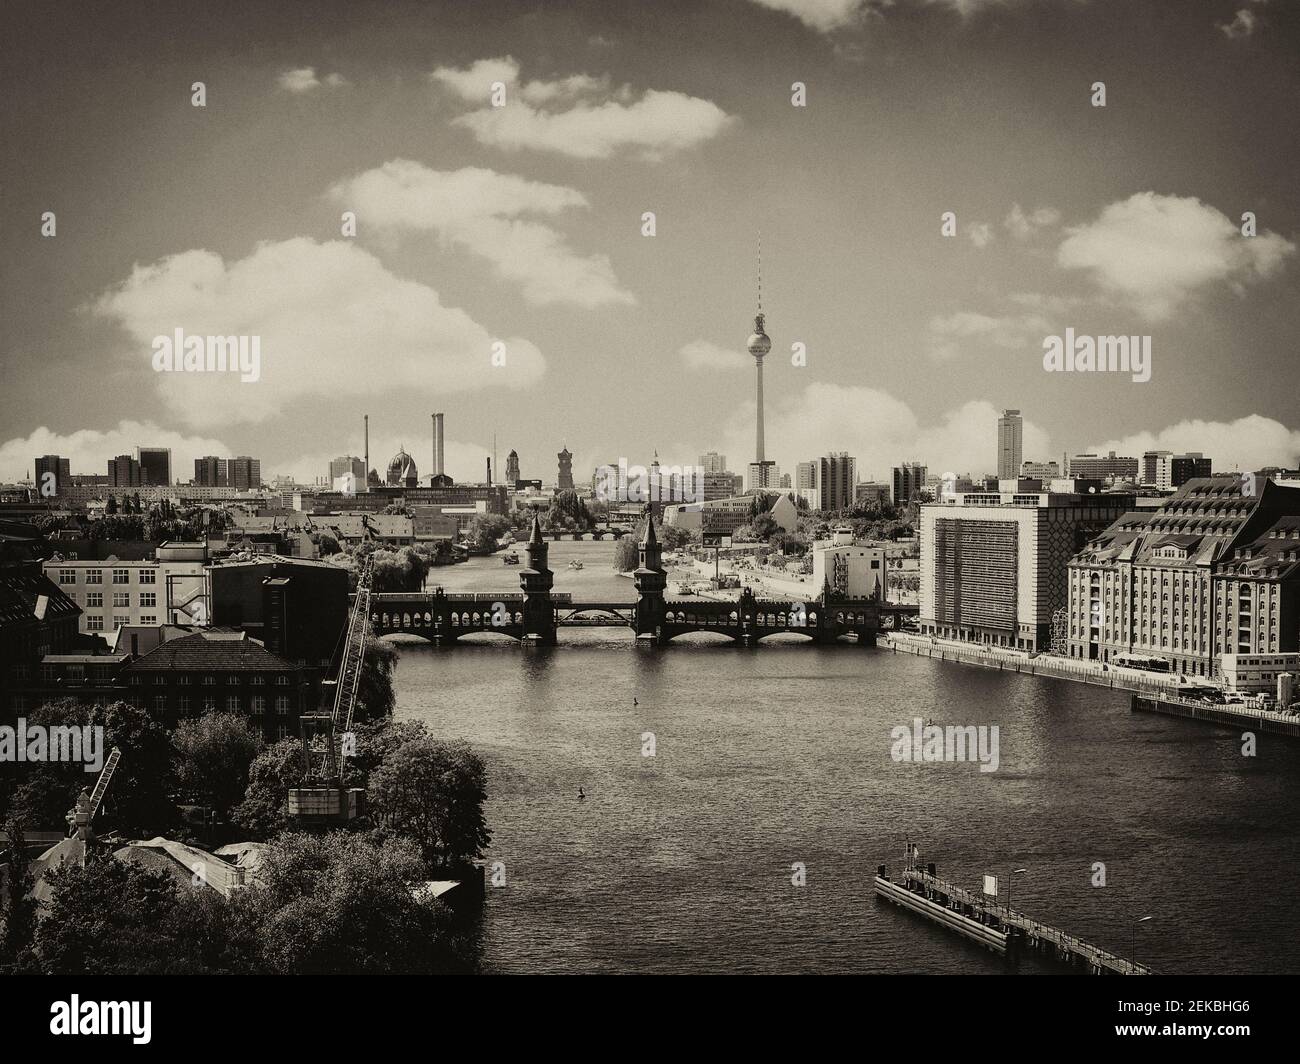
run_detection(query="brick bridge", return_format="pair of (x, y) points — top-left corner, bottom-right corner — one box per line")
(362, 515), (917, 646)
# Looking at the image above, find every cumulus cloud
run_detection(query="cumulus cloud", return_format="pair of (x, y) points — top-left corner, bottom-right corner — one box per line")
(1085, 414), (1300, 474)
(748, 0), (1028, 33)
(714, 384), (1051, 480)
(679, 340), (751, 371)
(0, 421), (231, 484)
(327, 160), (633, 308)
(967, 222), (994, 249)
(92, 238), (544, 429)
(277, 67), (349, 93)
(1056, 192), (1295, 320)
(430, 56), (734, 160)
(1219, 9), (1258, 39)
(1004, 203), (1061, 240)
(926, 309), (1051, 361)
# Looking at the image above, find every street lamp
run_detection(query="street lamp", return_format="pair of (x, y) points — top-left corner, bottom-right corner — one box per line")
(1131, 915), (1153, 970)
(1007, 867), (1027, 917)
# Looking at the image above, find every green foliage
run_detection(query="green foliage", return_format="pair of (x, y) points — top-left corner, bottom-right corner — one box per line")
(612, 535), (639, 572)
(173, 712), (264, 819)
(466, 513), (512, 551)
(232, 738), (304, 840)
(545, 490), (593, 531)
(369, 547), (429, 592)
(353, 637), (398, 723)
(367, 737), (491, 873)
(0, 816), (38, 971)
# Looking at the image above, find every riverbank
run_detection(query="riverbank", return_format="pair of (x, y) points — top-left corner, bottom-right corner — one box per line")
(880, 632), (1187, 697)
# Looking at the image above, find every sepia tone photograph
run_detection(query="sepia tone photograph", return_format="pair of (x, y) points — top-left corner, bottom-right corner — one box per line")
(0, 0), (1297, 1037)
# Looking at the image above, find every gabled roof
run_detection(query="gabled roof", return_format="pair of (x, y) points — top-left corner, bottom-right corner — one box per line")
(0, 563), (81, 627)
(127, 631), (298, 672)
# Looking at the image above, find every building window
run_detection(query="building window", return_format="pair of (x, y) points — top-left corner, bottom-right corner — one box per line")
(202, 697), (216, 712)
(202, 675), (216, 686)
(86, 592), (103, 608)
(139, 569), (156, 584)
(140, 592), (156, 608)
(275, 675), (290, 686)
(177, 675), (191, 686)
(251, 696), (265, 714)
(226, 696), (240, 712)
(250, 676), (265, 686)
(277, 724), (291, 740)
(154, 696), (167, 711)
(140, 615), (156, 624)
(154, 675), (166, 685)
(112, 569), (129, 584)
(86, 569), (102, 584)
(275, 696), (290, 715)
(178, 696), (191, 712)
(59, 569), (76, 584)
(87, 615), (104, 632)
(113, 592), (130, 608)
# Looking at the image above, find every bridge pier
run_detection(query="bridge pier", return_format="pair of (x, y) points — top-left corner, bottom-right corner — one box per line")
(632, 512), (667, 643)
(520, 515), (557, 644)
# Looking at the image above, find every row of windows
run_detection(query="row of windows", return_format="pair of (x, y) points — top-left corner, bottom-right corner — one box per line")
(73, 592), (157, 608)
(58, 568), (157, 585)
(86, 615), (156, 631)
(128, 673), (292, 686)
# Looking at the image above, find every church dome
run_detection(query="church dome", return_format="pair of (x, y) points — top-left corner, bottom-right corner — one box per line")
(387, 447), (418, 484)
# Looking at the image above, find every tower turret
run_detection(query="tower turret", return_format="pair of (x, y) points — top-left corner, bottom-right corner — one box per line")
(520, 515), (555, 643)
(633, 511), (667, 641)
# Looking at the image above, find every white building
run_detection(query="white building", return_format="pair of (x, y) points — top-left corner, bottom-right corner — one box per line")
(812, 535), (887, 600)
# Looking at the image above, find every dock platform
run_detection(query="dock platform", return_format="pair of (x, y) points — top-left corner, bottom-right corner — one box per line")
(875, 848), (1150, 975)
(1132, 693), (1300, 738)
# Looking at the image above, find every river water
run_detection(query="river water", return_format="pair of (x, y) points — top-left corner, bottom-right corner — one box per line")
(393, 541), (1300, 974)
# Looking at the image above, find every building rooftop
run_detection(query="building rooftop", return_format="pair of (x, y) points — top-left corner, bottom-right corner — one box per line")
(128, 631), (298, 672)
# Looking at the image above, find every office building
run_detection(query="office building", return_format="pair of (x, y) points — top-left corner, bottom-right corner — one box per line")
(817, 453), (857, 512)
(1067, 452), (1139, 481)
(997, 410), (1023, 480)
(108, 454), (142, 488)
(137, 447), (172, 487)
(34, 455), (71, 496)
(698, 451), (728, 474)
(892, 463), (927, 506)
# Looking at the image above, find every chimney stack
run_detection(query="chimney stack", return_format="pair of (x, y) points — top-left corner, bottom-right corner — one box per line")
(433, 412), (445, 478)
(486, 457), (492, 486)
(363, 414), (370, 492)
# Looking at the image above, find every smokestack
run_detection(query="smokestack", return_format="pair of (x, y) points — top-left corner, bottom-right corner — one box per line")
(486, 457), (492, 486)
(364, 414), (370, 492)
(434, 412), (445, 477)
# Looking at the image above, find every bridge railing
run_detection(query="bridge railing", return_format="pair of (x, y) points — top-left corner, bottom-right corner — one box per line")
(369, 591), (574, 603)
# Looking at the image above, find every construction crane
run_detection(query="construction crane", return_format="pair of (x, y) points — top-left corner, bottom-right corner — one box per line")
(289, 554), (372, 824)
(65, 747), (123, 860)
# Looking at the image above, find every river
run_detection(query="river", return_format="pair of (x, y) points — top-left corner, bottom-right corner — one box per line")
(393, 541), (1300, 974)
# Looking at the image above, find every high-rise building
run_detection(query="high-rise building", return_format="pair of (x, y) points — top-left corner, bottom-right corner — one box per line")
(747, 461), (781, 492)
(1021, 460), (1060, 479)
(698, 451), (727, 474)
(796, 462), (817, 491)
(892, 463), (927, 506)
(920, 484), (1135, 652)
(557, 447), (574, 491)
(137, 447), (171, 487)
(997, 410), (1023, 480)
(329, 456), (366, 484)
(506, 450), (521, 485)
(195, 456), (225, 486)
(1141, 450), (1173, 489)
(1171, 453), (1212, 487)
(226, 456), (261, 491)
(1066, 452), (1139, 481)
(34, 455), (70, 496)
(108, 454), (141, 488)
(817, 452), (857, 512)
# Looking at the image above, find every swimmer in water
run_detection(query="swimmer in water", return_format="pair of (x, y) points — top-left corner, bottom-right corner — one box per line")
(633, 697), (639, 706)
(578, 787), (585, 800)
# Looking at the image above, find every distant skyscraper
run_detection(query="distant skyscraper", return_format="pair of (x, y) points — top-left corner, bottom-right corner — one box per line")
(330, 456), (366, 484)
(557, 447), (574, 491)
(1067, 451), (1139, 481)
(108, 454), (141, 487)
(137, 446), (171, 486)
(796, 461), (817, 491)
(506, 449), (521, 485)
(997, 410), (1023, 480)
(195, 456), (225, 486)
(747, 244), (778, 492)
(892, 463), (927, 506)
(34, 454), (70, 496)
(817, 453), (857, 512)
(226, 456), (261, 491)
(1170, 453), (1212, 487)
(698, 451), (727, 474)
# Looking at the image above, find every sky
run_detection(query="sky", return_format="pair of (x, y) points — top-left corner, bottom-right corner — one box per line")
(1, 0), (1297, 488)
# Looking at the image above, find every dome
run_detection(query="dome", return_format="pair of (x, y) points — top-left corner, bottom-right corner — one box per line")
(387, 447), (418, 484)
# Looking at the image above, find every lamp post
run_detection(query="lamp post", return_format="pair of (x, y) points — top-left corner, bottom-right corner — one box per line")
(1131, 915), (1153, 971)
(1007, 867), (1027, 918)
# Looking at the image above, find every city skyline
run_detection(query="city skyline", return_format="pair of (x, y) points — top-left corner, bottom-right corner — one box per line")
(3, 0), (1299, 484)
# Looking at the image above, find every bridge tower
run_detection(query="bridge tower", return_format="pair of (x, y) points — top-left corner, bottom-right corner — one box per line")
(633, 511), (667, 643)
(520, 514), (556, 644)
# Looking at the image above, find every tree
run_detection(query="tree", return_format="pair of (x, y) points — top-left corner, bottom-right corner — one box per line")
(751, 513), (779, 541)
(369, 547), (429, 592)
(0, 816), (38, 971)
(105, 495), (118, 515)
(612, 536), (639, 572)
(232, 738), (304, 840)
(352, 638), (398, 723)
(466, 514), (511, 552)
(316, 532), (341, 557)
(367, 738), (491, 873)
(173, 712), (264, 821)
(241, 831), (474, 973)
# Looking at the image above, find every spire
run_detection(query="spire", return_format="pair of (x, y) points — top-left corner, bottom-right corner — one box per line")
(642, 511), (658, 548)
(529, 513), (544, 545)
(755, 233), (765, 334)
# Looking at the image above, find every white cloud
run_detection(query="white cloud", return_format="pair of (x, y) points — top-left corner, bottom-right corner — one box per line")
(277, 67), (349, 93)
(430, 56), (735, 160)
(748, 0), (873, 31)
(1056, 192), (1295, 320)
(0, 421), (231, 484)
(1004, 203), (1061, 240)
(1085, 415), (1300, 474)
(926, 310), (1050, 361)
(1219, 9), (1258, 39)
(715, 383), (1051, 480)
(327, 160), (633, 308)
(92, 238), (545, 429)
(967, 222), (994, 249)
(679, 340), (750, 371)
